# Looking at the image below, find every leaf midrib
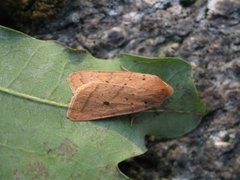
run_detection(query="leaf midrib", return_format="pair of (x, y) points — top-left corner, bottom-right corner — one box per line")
(0, 86), (196, 115)
(0, 86), (69, 108)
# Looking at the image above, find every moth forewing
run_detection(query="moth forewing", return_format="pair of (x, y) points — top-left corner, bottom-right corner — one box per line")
(67, 79), (173, 121)
(68, 71), (173, 94)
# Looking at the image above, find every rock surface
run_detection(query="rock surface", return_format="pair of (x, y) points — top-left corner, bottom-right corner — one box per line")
(3, 0), (240, 179)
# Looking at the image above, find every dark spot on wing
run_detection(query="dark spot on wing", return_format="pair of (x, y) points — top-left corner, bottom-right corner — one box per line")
(103, 101), (110, 106)
(144, 101), (149, 108)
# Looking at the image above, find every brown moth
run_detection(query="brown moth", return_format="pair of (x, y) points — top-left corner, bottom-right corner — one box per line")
(67, 71), (173, 121)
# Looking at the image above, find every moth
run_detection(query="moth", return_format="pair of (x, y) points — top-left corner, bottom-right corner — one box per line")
(67, 71), (173, 121)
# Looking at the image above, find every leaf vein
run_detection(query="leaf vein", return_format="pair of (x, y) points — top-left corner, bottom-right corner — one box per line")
(0, 142), (46, 156)
(6, 45), (45, 88)
(46, 61), (69, 98)
(0, 86), (68, 108)
(166, 66), (188, 83)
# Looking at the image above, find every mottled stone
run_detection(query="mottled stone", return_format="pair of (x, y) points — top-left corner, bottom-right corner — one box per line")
(0, 0), (68, 29)
(208, 0), (240, 16)
(103, 27), (127, 47)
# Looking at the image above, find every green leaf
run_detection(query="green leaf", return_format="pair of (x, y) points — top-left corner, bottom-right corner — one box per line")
(0, 25), (206, 179)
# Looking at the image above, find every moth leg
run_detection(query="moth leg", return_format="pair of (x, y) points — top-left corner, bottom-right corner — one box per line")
(128, 114), (136, 127)
(120, 65), (130, 72)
